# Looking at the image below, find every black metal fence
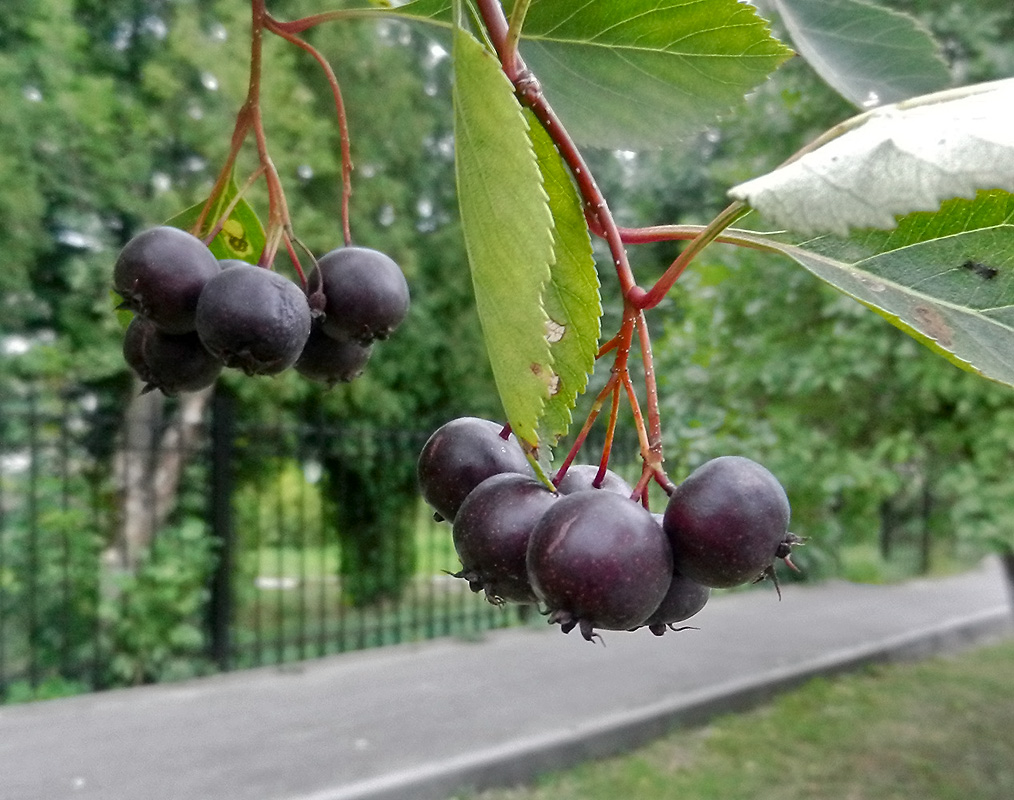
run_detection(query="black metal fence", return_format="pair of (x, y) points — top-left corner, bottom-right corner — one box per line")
(1, 379), (960, 703)
(0, 385), (534, 703)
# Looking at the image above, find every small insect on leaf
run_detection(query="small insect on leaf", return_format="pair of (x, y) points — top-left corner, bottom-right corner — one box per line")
(222, 219), (251, 256)
(961, 259), (998, 280)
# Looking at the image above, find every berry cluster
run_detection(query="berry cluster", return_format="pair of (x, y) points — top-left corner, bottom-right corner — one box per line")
(417, 417), (798, 642)
(113, 226), (409, 394)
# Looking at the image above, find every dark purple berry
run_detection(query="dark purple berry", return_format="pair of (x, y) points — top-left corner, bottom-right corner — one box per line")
(114, 226), (220, 334)
(195, 265), (311, 376)
(555, 464), (632, 496)
(417, 417), (532, 523)
(527, 492), (673, 641)
(142, 329), (222, 395)
(124, 316), (222, 394)
(318, 246), (409, 343)
(451, 472), (558, 604)
(640, 571), (711, 636)
(123, 316), (155, 384)
(294, 323), (372, 386)
(662, 455), (792, 589)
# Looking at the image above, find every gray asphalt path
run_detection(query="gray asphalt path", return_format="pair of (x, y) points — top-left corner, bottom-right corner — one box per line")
(1, 559), (1010, 800)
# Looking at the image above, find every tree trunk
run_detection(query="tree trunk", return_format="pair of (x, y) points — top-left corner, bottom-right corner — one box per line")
(1000, 546), (1014, 618)
(109, 382), (213, 572)
(918, 480), (933, 575)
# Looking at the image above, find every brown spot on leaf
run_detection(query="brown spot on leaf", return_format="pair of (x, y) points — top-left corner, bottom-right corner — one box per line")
(913, 305), (953, 348)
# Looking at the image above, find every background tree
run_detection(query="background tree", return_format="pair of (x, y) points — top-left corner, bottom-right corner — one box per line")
(1, 0), (503, 602)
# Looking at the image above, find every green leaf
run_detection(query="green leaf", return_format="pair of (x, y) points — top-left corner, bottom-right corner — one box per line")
(453, 27), (556, 453)
(730, 79), (1014, 237)
(516, 0), (793, 150)
(111, 290), (134, 330)
(165, 174), (266, 264)
(391, 0), (453, 25)
(394, 0), (792, 149)
(744, 190), (1014, 387)
(764, 0), (949, 109)
(526, 109), (601, 450)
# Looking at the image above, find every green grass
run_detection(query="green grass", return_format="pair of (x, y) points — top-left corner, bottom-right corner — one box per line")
(237, 498), (459, 582)
(454, 639), (1014, 800)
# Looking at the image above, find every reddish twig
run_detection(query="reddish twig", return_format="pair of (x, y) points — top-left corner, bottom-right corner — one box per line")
(264, 14), (355, 247)
(201, 166), (266, 247)
(473, 0), (664, 486)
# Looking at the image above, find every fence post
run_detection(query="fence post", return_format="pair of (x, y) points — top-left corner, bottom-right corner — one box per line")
(206, 390), (236, 671)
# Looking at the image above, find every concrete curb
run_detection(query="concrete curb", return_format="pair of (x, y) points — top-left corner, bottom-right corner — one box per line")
(297, 604), (1012, 800)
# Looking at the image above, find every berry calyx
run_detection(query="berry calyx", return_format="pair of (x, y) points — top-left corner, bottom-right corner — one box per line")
(639, 570), (711, 636)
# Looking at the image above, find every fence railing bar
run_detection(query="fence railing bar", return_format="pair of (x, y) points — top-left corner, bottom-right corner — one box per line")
(3, 385), (858, 704)
(0, 408), (8, 697)
(59, 393), (73, 678)
(25, 387), (41, 691)
(207, 391), (236, 672)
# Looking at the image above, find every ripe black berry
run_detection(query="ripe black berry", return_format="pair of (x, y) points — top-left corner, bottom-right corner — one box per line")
(123, 316), (155, 384)
(527, 492), (673, 641)
(662, 455), (792, 589)
(294, 322), (372, 386)
(195, 264), (311, 376)
(114, 226), (220, 334)
(640, 570), (711, 636)
(452, 472), (558, 604)
(417, 417), (532, 523)
(555, 463), (632, 496)
(124, 316), (222, 395)
(318, 246), (410, 343)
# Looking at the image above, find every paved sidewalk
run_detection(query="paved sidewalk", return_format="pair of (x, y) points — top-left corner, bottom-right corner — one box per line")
(1, 559), (1011, 800)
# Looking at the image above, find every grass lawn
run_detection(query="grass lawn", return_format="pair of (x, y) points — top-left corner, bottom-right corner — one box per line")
(455, 638), (1014, 800)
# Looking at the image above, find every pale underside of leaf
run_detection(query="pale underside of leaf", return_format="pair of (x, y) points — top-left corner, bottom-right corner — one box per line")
(525, 109), (601, 453)
(765, 0), (949, 109)
(737, 190), (1014, 387)
(453, 27), (556, 453)
(729, 78), (1014, 238)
